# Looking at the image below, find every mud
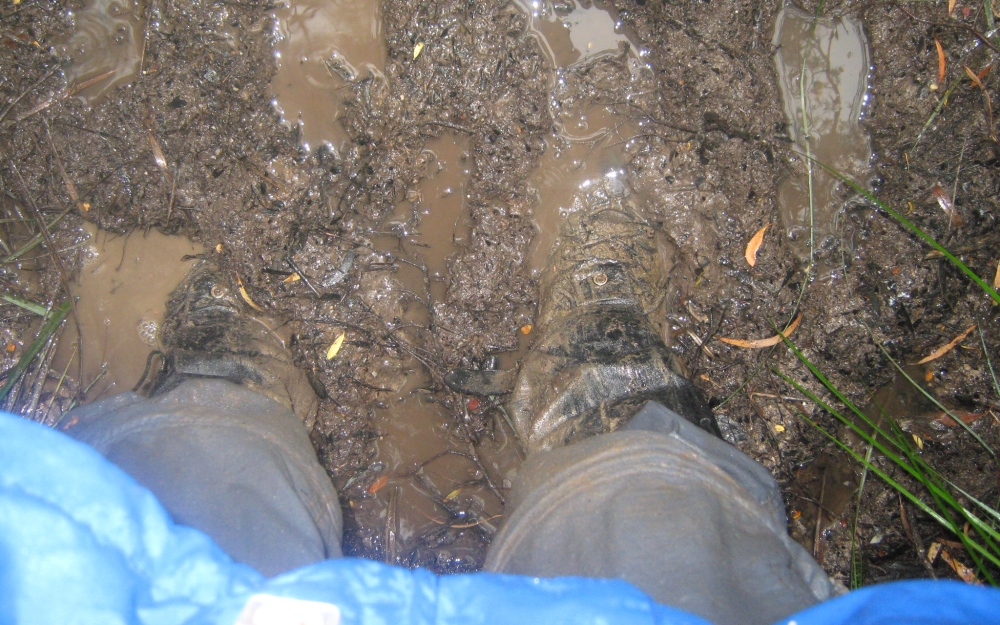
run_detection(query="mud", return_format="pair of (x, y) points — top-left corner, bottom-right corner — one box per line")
(2, 0), (999, 585)
(52, 223), (202, 400)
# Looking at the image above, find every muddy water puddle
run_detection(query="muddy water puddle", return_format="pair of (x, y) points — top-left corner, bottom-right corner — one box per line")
(271, 0), (385, 153)
(358, 134), (520, 564)
(58, 0), (145, 101)
(517, 0), (642, 69)
(52, 224), (202, 401)
(773, 7), (873, 266)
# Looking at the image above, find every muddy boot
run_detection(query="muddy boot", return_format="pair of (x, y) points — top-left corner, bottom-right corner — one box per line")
(148, 261), (319, 428)
(510, 175), (717, 454)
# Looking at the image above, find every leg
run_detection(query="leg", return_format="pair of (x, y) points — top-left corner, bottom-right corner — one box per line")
(65, 378), (342, 577)
(65, 261), (339, 577)
(485, 176), (833, 625)
(485, 402), (833, 625)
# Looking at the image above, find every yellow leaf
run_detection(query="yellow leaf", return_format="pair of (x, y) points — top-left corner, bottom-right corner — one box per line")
(283, 272), (301, 283)
(445, 489), (461, 501)
(326, 332), (346, 360)
(916, 324), (976, 364)
(413, 42), (425, 60)
(912, 433), (924, 450)
(745, 224), (771, 267)
(948, 0), (956, 15)
(719, 313), (802, 349)
(994, 259), (1000, 289)
(774, 424), (785, 433)
(236, 276), (264, 311)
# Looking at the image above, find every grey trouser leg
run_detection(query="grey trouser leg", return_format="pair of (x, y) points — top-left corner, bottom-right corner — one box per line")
(64, 378), (342, 577)
(484, 401), (835, 625)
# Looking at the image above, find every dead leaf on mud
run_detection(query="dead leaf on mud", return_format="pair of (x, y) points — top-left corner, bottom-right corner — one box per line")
(719, 313), (802, 348)
(934, 38), (946, 86)
(994, 260), (1000, 289)
(745, 224), (771, 267)
(368, 475), (389, 494)
(283, 272), (301, 283)
(933, 410), (987, 428)
(235, 276), (264, 312)
(326, 332), (346, 360)
(413, 42), (425, 60)
(940, 547), (979, 584)
(930, 184), (963, 228)
(916, 324), (976, 364)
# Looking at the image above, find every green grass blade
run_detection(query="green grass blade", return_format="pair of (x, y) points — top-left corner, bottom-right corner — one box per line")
(1, 293), (49, 317)
(872, 340), (996, 458)
(811, 159), (1000, 304)
(0, 300), (71, 402)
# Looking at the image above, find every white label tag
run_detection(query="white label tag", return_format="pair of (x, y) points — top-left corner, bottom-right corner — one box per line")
(234, 594), (341, 625)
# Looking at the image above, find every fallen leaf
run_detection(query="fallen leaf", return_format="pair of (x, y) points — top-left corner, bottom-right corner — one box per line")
(790, 510), (801, 520)
(444, 489), (460, 501)
(745, 224), (771, 267)
(916, 323), (977, 364)
(932, 409), (987, 428)
(215, 243), (223, 253)
(520, 324), (532, 335)
(413, 42), (425, 60)
(283, 272), (301, 283)
(368, 475), (389, 494)
(935, 38), (946, 85)
(930, 184), (962, 228)
(326, 332), (346, 360)
(235, 276), (264, 311)
(927, 541), (943, 564)
(467, 397), (480, 411)
(774, 424), (786, 433)
(965, 64), (984, 90)
(948, 0), (956, 15)
(719, 313), (802, 349)
(994, 259), (1000, 289)
(940, 548), (979, 584)
(912, 433), (924, 450)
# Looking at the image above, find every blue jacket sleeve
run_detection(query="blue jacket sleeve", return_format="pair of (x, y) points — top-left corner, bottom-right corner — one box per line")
(1, 412), (998, 625)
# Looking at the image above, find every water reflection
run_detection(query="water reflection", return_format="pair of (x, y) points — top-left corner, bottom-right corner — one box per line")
(773, 7), (873, 265)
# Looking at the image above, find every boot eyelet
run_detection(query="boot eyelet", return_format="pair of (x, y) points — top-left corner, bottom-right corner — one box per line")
(211, 285), (227, 298)
(593, 273), (608, 286)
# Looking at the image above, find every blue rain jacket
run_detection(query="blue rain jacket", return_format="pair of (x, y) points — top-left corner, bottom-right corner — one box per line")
(1, 411), (998, 625)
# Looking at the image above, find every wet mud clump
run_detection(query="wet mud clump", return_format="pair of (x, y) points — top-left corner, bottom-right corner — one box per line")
(2, 0), (999, 584)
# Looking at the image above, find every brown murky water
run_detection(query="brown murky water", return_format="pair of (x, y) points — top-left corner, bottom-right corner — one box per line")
(271, 0), (386, 152)
(517, 0), (640, 69)
(57, 0), (145, 100)
(52, 224), (202, 401)
(773, 7), (872, 266)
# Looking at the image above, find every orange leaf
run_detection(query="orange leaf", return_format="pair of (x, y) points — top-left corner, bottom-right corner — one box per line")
(940, 548), (979, 584)
(948, 0), (957, 15)
(965, 64), (984, 90)
(719, 313), (802, 349)
(745, 224), (771, 267)
(916, 324), (977, 364)
(935, 38), (946, 85)
(932, 410), (987, 428)
(368, 475), (389, 494)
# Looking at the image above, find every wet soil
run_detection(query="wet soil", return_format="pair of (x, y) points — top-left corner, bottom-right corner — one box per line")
(2, 0), (999, 586)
